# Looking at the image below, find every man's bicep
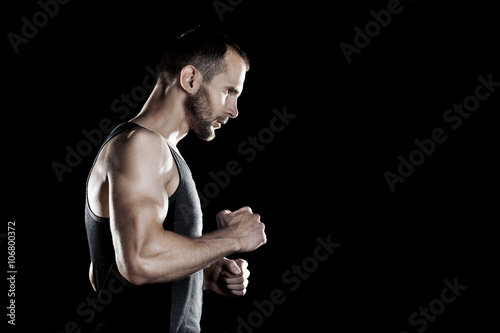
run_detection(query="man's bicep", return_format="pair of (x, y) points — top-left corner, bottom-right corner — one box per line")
(109, 170), (168, 228)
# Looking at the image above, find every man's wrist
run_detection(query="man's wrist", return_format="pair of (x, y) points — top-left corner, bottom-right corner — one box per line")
(201, 228), (241, 255)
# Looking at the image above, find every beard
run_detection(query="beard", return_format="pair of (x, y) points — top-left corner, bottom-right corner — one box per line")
(184, 84), (223, 141)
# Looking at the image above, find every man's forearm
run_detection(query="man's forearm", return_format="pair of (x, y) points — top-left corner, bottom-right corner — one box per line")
(121, 228), (240, 285)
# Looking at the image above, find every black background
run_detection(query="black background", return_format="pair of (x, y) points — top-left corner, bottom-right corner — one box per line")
(4, 0), (499, 332)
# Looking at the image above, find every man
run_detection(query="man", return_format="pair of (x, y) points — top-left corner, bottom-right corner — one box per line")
(84, 27), (267, 332)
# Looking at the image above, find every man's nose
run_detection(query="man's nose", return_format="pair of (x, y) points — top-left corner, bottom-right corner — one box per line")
(227, 99), (239, 119)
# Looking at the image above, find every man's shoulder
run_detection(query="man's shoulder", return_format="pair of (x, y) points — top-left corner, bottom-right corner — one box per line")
(105, 125), (172, 171)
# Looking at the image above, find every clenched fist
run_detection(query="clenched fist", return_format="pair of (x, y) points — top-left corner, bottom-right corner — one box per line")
(216, 207), (267, 253)
(204, 258), (250, 297)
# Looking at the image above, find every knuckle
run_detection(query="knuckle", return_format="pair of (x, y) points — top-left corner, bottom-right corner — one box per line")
(217, 210), (229, 217)
(236, 258), (248, 266)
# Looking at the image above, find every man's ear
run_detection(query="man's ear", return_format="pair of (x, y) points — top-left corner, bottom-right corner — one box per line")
(179, 65), (203, 94)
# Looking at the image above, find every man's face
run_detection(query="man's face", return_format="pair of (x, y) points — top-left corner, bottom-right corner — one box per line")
(185, 49), (247, 141)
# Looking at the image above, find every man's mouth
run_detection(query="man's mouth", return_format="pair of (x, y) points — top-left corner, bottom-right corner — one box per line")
(215, 119), (228, 127)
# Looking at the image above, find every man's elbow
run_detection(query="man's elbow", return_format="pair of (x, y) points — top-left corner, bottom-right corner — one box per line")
(116, 256), (151, 286)
(124, 271), (149, 286)
(116, 255), (177, 285)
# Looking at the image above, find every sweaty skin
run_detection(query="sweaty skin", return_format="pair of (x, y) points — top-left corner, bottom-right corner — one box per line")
(87, 48), (266, 295)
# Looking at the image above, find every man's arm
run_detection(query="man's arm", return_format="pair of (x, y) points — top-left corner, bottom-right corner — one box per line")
(107, 129), (266, 285)
(89, 262), (96, 291)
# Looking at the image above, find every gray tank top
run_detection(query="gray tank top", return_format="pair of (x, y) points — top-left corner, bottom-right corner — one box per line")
(85, 122), (203, 332)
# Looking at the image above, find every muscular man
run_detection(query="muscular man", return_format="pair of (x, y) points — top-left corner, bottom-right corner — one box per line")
(84, 27), (266, 332)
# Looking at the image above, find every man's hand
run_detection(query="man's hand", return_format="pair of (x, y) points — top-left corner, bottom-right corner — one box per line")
(204, 258), (250, 297)
(216, 207), (267, 253)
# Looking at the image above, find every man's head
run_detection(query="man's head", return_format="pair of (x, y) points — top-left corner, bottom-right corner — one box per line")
(158, 27), (250, 141)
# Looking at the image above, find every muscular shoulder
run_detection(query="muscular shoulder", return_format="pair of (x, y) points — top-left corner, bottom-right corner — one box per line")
(105, 126), (172, 177)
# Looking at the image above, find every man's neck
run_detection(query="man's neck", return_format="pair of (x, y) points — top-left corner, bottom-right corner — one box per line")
(130, 83), (190, 147)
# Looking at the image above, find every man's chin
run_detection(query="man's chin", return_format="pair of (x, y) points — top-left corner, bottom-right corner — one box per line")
(201, 134), (216, 142)
(193, 128), (216, 141)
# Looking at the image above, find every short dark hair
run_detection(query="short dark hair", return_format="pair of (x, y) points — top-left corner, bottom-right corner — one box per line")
(158, 26), (250, 89)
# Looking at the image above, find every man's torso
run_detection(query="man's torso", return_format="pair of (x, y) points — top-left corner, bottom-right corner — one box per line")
(85, 122), (203, 332)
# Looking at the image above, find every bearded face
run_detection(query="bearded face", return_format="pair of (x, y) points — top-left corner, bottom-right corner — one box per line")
(184, 84), (227, 141)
